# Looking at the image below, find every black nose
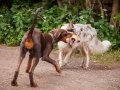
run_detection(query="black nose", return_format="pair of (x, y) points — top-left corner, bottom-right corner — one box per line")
(77, 40), (80, 43)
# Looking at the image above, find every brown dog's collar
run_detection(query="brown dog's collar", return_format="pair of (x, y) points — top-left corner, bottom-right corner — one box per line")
(49, 33), (56, 44)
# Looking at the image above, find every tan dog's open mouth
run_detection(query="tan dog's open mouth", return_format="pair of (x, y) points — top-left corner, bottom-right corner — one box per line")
(67, 34), (80, 47)
(69, 38), (75, 46)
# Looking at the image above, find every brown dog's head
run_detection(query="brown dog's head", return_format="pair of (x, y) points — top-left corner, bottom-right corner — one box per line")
(49, 29), (73, 43)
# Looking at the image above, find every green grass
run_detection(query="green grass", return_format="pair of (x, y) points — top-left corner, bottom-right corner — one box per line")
(73, 49), (120, 64)
(53, 44), (120, 64)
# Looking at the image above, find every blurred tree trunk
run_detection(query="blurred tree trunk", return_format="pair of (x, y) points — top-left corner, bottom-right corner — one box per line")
(57, 0), (63, 7)
(97, 0), (104, 18)
(85, 0), (92, 9)
(110, 0), (119, 27)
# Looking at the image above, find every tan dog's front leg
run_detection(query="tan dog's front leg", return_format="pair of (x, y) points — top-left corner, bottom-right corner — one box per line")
(62, 50), (72, 67)
(58, 50), (63, 68)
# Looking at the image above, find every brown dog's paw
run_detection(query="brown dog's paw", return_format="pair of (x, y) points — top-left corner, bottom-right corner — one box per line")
(54, 62), (62, 74)
(58, 69), (62, 74)
(56, 67), (62, 74)
(11, 80), (18, 86)
(30, 82), (37, 87)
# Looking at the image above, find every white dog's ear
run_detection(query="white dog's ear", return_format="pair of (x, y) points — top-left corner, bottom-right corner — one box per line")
(87, 24), (92, 29)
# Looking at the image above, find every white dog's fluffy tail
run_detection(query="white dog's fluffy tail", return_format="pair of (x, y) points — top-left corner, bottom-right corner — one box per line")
(89, 39), (112, 54)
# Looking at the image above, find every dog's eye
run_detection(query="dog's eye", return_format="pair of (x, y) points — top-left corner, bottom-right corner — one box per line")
(81, 28), (83, 31)
(64, 33), (68, 36)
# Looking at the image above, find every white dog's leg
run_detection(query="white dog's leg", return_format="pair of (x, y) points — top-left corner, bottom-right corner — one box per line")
(62, 50), (72, 67)
(80, 44), (90, 69)
(84, 47), (90, 69)
(79, 48), (86, 68)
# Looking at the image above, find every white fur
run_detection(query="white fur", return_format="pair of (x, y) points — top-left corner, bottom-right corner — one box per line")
(58, 24), (111, 69)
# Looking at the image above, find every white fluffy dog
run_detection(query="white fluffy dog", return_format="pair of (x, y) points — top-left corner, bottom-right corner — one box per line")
(58, 23), (111, 69)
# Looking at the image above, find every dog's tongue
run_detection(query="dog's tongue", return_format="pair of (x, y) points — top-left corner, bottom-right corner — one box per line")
(69, 38), (75, 46)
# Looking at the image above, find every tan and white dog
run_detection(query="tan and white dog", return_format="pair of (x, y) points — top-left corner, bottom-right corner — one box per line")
(58, 23), (111, 69)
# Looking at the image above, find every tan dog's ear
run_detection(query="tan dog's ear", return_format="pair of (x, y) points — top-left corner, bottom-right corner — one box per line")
(67, 22), (74, 32)
(68, 22), (74, 29)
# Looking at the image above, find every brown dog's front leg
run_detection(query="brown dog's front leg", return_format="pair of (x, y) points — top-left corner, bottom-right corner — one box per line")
(42, 56), (61, 73)
(53, 62), (62, 73)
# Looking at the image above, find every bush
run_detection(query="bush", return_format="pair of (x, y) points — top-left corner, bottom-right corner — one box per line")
(0, 4), (119, 50)
(0, 4), (36, 45)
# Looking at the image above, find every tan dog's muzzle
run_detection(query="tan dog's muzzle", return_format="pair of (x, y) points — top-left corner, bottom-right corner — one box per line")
(67, 34), (80, 47)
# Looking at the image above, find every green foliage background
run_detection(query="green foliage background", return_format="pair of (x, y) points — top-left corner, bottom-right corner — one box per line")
(0, 2), (120, 50)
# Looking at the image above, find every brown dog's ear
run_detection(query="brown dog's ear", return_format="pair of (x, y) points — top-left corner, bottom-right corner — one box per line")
(50, 29), (68, 43)
(50, 29), (65, 39)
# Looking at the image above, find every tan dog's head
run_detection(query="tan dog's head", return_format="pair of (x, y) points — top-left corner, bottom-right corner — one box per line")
(49, 29), (73, 43)
(65, 22), (80, 46)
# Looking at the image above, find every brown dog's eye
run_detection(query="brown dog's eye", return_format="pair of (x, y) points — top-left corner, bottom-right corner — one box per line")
(64, 33), (68, 36)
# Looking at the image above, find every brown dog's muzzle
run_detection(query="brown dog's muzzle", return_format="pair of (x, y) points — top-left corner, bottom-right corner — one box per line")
(59, 32), (73, 43)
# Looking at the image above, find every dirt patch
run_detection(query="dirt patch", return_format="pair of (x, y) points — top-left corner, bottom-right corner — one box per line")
(0, 44), (120, 90)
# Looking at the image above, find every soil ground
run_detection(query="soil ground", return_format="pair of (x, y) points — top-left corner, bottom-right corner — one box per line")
(0, 44), (120, 90)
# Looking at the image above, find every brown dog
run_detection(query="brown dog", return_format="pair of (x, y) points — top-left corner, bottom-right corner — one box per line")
(11, 7), (73, 87)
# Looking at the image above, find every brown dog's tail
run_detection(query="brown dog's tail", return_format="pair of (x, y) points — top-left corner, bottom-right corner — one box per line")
(29, 7), (42, 34)
(25, 7), (42, 49)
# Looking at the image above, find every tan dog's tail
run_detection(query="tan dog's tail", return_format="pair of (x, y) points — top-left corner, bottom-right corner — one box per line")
(25, 7), (42, 49)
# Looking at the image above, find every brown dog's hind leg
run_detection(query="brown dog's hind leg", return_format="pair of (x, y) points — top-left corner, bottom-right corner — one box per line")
(26, 54), (33, 73)
(28, 45), (41, 87)
(11, 47), (27, 86)
(29, 57), (39, 87)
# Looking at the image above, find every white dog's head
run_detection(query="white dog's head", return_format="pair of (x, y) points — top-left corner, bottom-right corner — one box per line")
(73, 24), (97, 43)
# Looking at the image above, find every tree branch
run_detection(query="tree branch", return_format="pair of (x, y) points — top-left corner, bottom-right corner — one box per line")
(97, 0), (104, 18)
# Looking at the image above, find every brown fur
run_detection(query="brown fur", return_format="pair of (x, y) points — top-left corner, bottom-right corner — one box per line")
(11, 7), (73, 87)
(11, 28), (73, 87)
(25, 34), (34, 49)
(59, 32), (73, 42)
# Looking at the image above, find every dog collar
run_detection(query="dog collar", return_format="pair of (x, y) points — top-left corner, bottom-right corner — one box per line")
(49, 33), (56, 44)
